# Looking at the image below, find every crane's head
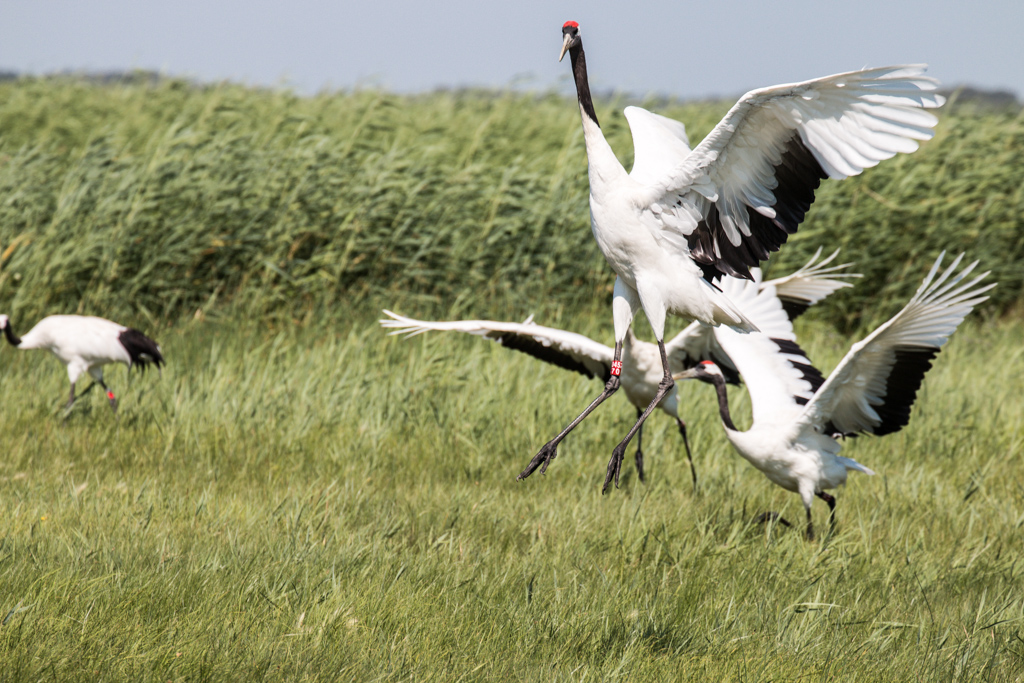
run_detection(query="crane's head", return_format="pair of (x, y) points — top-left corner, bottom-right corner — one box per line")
(560, 21), (581, 62)
(673, 360), (725, 384)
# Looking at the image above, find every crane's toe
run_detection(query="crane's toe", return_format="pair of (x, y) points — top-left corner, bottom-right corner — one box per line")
(602, 445), (628, 494)
(517, 442), (559, 481)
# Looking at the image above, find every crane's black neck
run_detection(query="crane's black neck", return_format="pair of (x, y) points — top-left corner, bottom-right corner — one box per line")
(568, 43), (600, 128)
(710, 376), (737, 431)
(2, 322), (21, 347)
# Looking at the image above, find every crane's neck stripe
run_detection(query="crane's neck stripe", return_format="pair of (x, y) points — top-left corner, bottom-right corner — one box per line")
(569, 44), (599, 128)
(2, 322), (21, 347)
(713, 376), (738, 431)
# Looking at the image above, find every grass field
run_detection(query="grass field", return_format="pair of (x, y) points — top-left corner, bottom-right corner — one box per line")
(1, 305), (1022, 681)
(1, 77), (1023, 680)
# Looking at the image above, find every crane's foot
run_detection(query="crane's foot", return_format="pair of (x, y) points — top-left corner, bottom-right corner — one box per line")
(517, 441), (559, 481)
(602, 444), (628, 494)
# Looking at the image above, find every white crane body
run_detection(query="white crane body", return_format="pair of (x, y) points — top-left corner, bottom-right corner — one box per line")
(0, 313), (164, 414)
(382, 249), (858, 487)
(521, 21), (943, 489)
(677, 253), (993, 537)
(13, 316), (133, 384)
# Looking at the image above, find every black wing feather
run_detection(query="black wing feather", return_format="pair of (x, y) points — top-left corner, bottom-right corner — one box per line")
(687, 135), (827, 280)
(872, 347), (939, 436)
(493, 332), (611, 383)
(771, 337), (826, 406)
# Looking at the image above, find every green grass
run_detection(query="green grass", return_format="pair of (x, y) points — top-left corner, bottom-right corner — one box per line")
(0, 78), (1022, 330)
(1, 307), (1022, 681)
(1, 76), (1021, 680)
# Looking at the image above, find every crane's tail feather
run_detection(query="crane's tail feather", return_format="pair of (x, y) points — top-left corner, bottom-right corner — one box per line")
(118, 329), (165, 373)
(837, 456), (875, 476)
(706, 285), (760, 333)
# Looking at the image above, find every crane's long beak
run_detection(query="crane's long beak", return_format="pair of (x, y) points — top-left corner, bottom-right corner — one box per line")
(559, 34), (573, 62)
(673, 368), (699, 381)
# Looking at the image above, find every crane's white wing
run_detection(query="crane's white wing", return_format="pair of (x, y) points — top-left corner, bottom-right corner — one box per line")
(797, 253), (994, 436)
(710, 275), (826, 424)
(624, 106), (691, 186)
(764, 247), (861, 320)
(634, 66), (943, 279)
(663, 250), (856, 384)
(380, 310), (614, 381)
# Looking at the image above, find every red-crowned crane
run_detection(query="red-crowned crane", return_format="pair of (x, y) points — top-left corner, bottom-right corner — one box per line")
(0, 314), (164, 414)
(528, 19), (945, 490)
(674, 253), (993, 539)
(382, 249), (859, 490)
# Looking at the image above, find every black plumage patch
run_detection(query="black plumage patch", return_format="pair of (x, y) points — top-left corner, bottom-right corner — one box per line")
(771, 337), (825, 405)
(873, 346), (939, 436)
(2, 322), (21, 347)
(118, 328), (165, 372)
(687, 135), (827, 280)
(778, 297), (811, 321)
(699, 262), (722, 284)
(493, 333), (610, 382)
(569, 44), (599, 128)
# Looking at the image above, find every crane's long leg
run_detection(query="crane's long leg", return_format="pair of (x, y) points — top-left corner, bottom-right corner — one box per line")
(805, 506), (815, 541)
(816, 491), (836, 533)
(61, 382), (79, 424)
(97, 379), (118, 414)
(676, 418), (697, 491)
(634, 410), (645, 483)
(603, 341), (673, 493)
(517, 342), (623, 481)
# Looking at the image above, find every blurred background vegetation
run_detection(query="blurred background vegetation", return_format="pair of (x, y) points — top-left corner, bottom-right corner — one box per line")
(0, 75), (1020, 332)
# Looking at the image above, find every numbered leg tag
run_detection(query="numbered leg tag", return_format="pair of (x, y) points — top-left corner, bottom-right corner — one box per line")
(611, 360), (623, 377)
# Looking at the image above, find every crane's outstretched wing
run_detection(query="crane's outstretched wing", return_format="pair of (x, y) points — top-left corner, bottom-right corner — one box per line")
(624, 106), (691, 186)
(709, 276), (826, 424)
(764, 247), (862, 320)
(664, 248), (857, 383)
(380, 310), (614, 381)
(634, 66), (944, 279)
(797, 253), (994, 436)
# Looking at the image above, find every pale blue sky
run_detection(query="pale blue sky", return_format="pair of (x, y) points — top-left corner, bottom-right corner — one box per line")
(2, 0), (1020, 99)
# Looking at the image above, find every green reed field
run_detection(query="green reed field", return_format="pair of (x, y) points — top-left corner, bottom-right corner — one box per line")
(0, 77), (1023, 680)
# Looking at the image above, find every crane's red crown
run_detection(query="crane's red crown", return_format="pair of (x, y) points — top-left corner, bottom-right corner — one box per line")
(699, 360), (716, 367)
(563, 21), (579, 29)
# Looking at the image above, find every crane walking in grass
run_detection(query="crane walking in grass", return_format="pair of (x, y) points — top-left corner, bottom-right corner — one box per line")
(0, 314), (164, 415)
(674, 253), (994, 539)
(531, 20), (945, 491)
(383, 248), (859, 490)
